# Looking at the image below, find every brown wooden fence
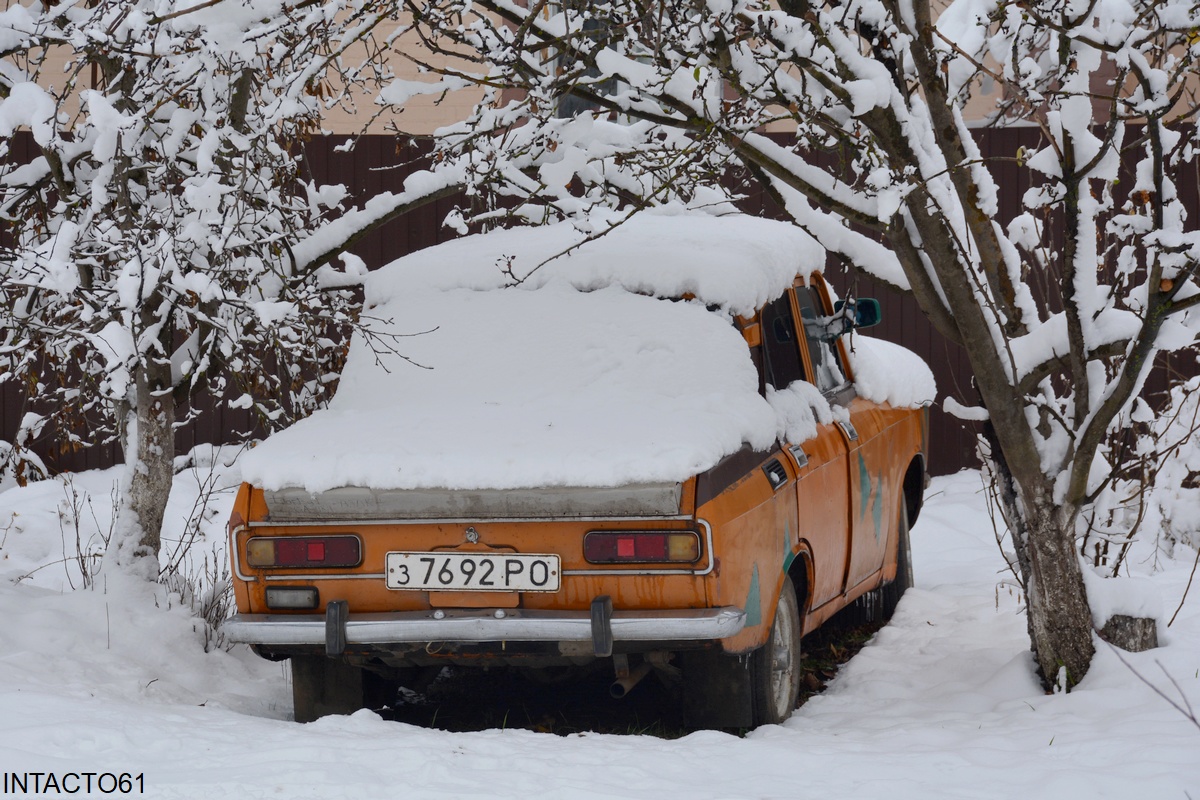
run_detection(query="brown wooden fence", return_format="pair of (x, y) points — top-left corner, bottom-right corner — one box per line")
(2, 129), (1194, 478)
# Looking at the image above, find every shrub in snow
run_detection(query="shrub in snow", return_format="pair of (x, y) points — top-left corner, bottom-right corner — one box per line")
(0, 0), (447, 561)
(1079, 364), (1200, 575)
(1142, 374), (1200, 555)
(0, 413), (47, 490)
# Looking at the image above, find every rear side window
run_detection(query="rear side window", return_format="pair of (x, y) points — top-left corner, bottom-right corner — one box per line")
(762, 293), (805, 390)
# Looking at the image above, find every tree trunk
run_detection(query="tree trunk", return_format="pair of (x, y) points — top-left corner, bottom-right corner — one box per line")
(983, 429), (1095, 687)
(1021, 495), (1096, 688)
(126, 356), (176, 559)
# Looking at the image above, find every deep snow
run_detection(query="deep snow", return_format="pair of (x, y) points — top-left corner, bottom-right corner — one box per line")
(0, 465), (1197, 799)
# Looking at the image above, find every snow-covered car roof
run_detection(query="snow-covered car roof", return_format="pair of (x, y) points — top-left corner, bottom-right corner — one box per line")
(363, 210), (823, 317)
(240, 212), (931, 494)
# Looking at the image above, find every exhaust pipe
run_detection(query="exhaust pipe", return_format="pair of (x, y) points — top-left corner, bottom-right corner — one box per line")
(609, 661), (653, 699)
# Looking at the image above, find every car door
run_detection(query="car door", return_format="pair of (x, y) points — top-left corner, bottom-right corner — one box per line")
(795, 282), (893, 592)
(760, 291), (852, 610)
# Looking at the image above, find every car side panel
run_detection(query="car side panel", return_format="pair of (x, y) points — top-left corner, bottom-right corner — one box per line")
(787, 423), (851, 610)
(845, 400), (925, 594)
(697, 459), (799, 655)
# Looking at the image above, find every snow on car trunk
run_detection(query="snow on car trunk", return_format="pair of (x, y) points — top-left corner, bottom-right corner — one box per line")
(243, 282), (779, 493)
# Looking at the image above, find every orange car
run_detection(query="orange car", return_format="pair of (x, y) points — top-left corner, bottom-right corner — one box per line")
(223, 215), (930, 728)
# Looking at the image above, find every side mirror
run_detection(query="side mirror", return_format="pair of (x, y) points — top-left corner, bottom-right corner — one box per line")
(835, 298), (882, 330)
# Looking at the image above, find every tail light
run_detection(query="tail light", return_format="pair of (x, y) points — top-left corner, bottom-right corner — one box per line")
(246, 536), (362, 568)
(583, 531), (701, 564)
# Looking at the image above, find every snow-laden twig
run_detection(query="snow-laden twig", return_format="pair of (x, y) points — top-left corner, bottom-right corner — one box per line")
(1168, 544), (1200, 628)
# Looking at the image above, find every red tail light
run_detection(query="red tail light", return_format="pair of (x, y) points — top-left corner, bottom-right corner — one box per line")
(583, 531), (700, 564)
(246, 536), (361, 568)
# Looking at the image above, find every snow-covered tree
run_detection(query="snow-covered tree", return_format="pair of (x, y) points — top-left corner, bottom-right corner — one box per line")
(386, 0), (1200, 687)
(0, 0), (458, 564)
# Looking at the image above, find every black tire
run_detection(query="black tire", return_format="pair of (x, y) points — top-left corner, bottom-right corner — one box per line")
(880, 501), (914, 620)
(679, 648), (754, 730)
(291, 656), (393, 722)
(751, 575), (803, 725)
(681, 576), (803, 729)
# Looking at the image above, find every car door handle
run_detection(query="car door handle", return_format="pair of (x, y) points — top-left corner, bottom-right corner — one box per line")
(788, 444), (809, 469)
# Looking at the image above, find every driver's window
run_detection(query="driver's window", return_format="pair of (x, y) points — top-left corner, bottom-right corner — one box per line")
(796, 288), (851, 396)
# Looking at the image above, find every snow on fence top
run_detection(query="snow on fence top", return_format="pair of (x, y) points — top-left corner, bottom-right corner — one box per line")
(240, 211), (932, 494)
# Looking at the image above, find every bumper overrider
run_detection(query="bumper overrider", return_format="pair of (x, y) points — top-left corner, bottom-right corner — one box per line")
(222, 605), (746, 655)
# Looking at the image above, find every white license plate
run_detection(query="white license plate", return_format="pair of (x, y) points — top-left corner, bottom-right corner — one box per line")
(386, 551), (560, 592)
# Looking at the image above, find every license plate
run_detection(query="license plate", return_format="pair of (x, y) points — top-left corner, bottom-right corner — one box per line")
(386, 551), (560, 592)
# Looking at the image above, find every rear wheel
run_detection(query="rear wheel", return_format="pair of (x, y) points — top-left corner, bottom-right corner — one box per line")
(681, 576), (803, 729)
(291, 656), (394, 722)
(751, 575), (803, 725)
(880, 502), (913, 620)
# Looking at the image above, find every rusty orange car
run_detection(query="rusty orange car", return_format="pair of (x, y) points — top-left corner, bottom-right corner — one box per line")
(222, 213), (931, 728)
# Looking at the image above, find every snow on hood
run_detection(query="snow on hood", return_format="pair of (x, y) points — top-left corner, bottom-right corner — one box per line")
(847, 337), (937, 409)
(240, 212), (929, 494)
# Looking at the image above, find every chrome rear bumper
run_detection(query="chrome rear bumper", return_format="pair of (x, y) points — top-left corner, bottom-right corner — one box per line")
(222, 606), (745, 646)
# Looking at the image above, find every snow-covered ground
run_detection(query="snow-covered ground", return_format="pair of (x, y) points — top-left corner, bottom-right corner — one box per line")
(1, 463), (1197, 799)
